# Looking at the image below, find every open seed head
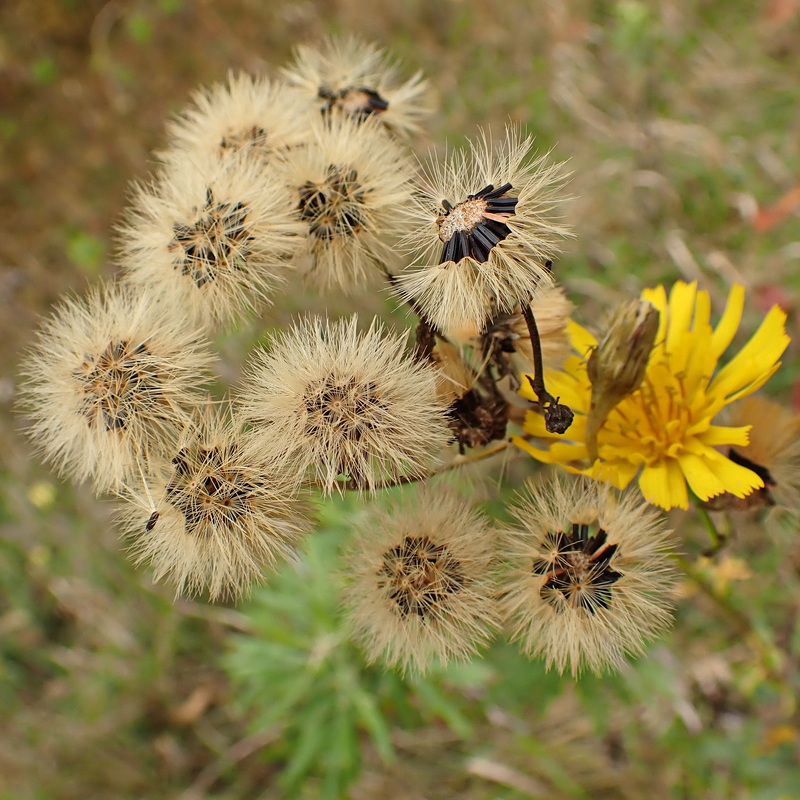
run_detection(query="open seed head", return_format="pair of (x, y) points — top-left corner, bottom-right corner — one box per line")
(342, 486), (500, 673)
(119, 153), (304, 331)
(118, 405), (309, 600)
(280, 36), (432, 136)
(395, 127), (572, 332)
(500, 476), (677, 676)
(236, 315), (449, 493)
(158, 72), (315, 167)
(19, 283), (215, 493)
(282, 115), (415, 291)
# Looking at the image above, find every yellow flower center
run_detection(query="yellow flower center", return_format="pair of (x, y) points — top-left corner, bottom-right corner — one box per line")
(601, 358), (705, 467)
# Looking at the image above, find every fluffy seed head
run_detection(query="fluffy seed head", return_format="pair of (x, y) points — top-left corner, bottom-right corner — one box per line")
(237, 315), (449, 493)
(280, 36), (432, 136)
(158, 72), (315, 166)
(395, 127), (572, 332)
(283, 116), (415, 291)
(500, 476), (676, 676)
(342, 486), (500, 673)
(119, 155), (304, 330)
(118, 406), (308, 600)
(19, 284), (214, 493)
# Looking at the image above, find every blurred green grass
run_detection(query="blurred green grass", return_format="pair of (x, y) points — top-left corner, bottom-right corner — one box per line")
(2, 0), (800, 797)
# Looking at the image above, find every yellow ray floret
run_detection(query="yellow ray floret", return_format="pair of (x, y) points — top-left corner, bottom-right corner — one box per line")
(514, 282), (790, 510)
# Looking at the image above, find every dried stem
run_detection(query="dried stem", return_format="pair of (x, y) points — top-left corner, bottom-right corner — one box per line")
(521, 302), (574, 434)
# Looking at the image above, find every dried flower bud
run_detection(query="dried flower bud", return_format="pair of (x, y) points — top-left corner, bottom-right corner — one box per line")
(585, 298), (659, 461)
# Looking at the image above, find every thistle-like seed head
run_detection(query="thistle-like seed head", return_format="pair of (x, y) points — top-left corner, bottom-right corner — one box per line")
(236, 315), (449, 494)
(119, 154), (304, 331)
(158, 72), (315, 166)
(395, 127), (572, 332)
(280, 36), (432, 136)
(500, 476), (677, 675)
(342, 486), (499, 673)
(118, 406), (308, 600)
(282, 116), (415, 291)
(18, 283), (215, 493)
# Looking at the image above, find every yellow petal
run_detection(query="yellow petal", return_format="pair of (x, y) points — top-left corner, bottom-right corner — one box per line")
(676, 452), (727, 501)
(709, 306), (789, 400)
(567, 319), (597, 359)
(512, 435), (587, 464)
(638, 459), (689, 510)
(697, 425), (751, 447)
(710, 284), (745, 359)
(692, 287), (711, 330)
(700, 448), (765, 498)
(666, 281), (698, 354)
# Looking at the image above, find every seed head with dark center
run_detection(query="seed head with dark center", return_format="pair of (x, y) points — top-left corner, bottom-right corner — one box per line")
(298, 165), (367, 241)
(74, 340), (162, 433)
(377, 535), (464, 619)
(170, 188), (254, 287)
(533, 523), (622, 614)
(436, 183), (518, 264)
(303, 376), (387, 442)
(165, 443), (252, 538)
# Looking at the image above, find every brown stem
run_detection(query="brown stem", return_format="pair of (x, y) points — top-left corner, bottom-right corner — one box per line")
(521, 303), (574, 434)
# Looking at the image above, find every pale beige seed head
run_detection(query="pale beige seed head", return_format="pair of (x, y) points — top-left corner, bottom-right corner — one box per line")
(282, 115), (415, 291)
(118, 405), (308, 601)
(19, 283), (215, 493)
(342, 486), (500, 673)
(236, 315), (449, 494)
(158, 72), (316, 166)
(395, 126), (573, 332)
(280, 36), (432, 136)
(501, 476), (676, 676)
(119, 153), (304, 331)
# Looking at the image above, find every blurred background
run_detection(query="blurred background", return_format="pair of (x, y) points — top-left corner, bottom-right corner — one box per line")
(2, 1), (800, 797)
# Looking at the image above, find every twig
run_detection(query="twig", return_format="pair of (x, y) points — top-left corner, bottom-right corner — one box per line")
(521, 303), (574, 434)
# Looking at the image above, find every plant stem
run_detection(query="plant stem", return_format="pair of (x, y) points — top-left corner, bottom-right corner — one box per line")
(324, 436), (520, 492)
(520, 303), (574, 435)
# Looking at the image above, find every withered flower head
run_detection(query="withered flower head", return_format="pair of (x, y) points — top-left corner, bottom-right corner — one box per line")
(19, 283), (214, 493)
(501, 476), (676, 675)
(284, 116), (414, 291)
(280, 36), (431, 135)
(119, 154), (303, 331)
(395, 127), (572, 332)
(118, 406), (308, 600)
(342, 486), (499, 673)
(159, 72), (314, 166)
(236, 316), (449, 494)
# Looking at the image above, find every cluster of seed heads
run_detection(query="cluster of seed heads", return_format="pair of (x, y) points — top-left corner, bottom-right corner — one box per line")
(20, 36), (678, 675)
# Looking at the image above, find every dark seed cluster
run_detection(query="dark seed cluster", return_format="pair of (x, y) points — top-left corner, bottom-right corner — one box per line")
(170, 188), (254, 288)
(318, 85), (390, 121)
(298, 165), (367, 241)
(303, 375), (388, 442)
(220, 125), (270, 153)
(76, 340), (161, 432)
(438, 183), (518, 264)
(166, 444), (251, 537)
(377, 535), (464, 618)
(533, 523), (622, 614)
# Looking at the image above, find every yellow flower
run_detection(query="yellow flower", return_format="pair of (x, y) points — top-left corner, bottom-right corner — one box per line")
(514, 282), (790, 510)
